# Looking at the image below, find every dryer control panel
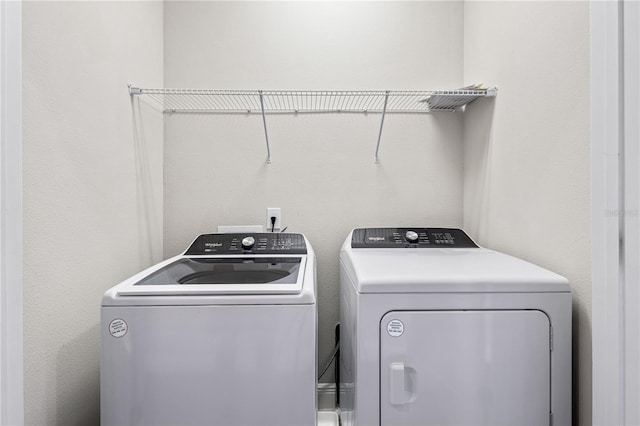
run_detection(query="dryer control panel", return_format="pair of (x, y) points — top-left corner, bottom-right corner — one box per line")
(351, 228), (478, 248)
(185, 233), (307, 255)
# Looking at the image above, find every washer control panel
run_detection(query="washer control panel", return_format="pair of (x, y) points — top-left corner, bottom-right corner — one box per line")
(185, 233), (307, 255)
(351, 228), (478, 248)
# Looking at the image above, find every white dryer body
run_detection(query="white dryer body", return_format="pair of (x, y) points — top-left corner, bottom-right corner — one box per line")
(339, 228), (571, 426)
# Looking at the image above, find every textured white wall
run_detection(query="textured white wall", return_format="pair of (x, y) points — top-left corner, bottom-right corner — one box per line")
(163, 1), (465, 380)
(462, 2), (591, 424)
(22, 2), (163, 424)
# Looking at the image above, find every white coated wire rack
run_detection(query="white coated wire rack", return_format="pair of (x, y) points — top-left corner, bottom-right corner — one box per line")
(128, 87), (496, 113)
(128, 85), (497, 162)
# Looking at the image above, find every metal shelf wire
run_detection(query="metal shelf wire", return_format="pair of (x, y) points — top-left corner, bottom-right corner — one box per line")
(129, 87), (496, 113)
(128, 85), (497, 162)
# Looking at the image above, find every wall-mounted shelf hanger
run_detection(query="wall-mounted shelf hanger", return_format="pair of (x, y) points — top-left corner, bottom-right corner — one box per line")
(128, 85), (497, 163)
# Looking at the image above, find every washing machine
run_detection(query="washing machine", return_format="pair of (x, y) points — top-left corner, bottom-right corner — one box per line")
(101, 233), (317, 426)
(339, 227), (571, 426)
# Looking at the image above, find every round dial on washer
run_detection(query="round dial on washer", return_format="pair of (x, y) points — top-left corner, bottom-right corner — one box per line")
(405, 230), (419, 243)
(241, 236), (256, 249)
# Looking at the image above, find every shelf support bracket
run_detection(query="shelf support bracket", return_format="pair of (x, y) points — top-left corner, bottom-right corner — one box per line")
(128, 84), (141, 95)
(374, 91), (390, 163)
(258, 91), (272, 164)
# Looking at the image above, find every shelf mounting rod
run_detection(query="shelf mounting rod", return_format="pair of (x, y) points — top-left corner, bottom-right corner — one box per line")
(258, 91), (272, 164)
(374, 91), (390, 163)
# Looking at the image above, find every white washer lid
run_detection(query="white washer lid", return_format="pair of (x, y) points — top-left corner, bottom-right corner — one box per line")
(342, 247), (569, 293)
(116, 256), (306, 296)
(103, 254), (316, 306)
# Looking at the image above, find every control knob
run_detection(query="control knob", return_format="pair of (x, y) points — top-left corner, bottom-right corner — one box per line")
(241, 236), (256, 250)
(405, 230), (419, 243)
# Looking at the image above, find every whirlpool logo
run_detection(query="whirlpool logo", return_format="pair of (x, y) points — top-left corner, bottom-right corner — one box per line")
(367, 237), (386, 241)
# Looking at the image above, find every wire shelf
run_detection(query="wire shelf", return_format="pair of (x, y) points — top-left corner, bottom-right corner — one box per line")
(129, 87), (497, 113)
(128, 85), (497, 163)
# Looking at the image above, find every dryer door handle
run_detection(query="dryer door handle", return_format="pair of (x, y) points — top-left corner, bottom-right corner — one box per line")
(389, 362), (417, 406)
(390, 362), (407, 405)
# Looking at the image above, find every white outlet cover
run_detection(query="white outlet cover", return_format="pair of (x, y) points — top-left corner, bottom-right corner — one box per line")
(266, 208), (282, 230)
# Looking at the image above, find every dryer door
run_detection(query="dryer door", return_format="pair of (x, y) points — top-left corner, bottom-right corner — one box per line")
(380, 310), (551, 426)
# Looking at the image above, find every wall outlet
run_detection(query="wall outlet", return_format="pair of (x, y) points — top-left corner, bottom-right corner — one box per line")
(266, 208), (282, 231)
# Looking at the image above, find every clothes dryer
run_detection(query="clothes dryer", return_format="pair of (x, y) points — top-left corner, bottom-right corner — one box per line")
(101, 233), (317, 426)
(339, 227), (571, 426)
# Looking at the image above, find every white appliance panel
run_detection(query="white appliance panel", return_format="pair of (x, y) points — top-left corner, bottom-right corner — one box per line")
(101, 304), (317, 426)
(344, 249), (569, 293)
(380, 310), (551, 425)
